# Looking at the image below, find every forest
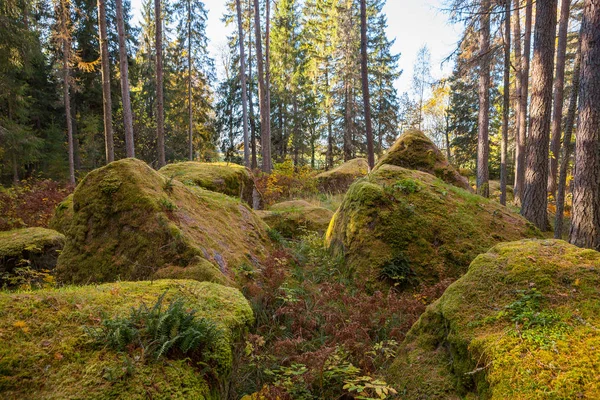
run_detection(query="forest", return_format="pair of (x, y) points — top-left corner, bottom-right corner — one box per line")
(0, 0), (599, 398)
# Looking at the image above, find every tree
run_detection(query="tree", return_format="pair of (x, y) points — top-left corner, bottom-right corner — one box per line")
(236, 0), (250, 166)
(569, 0), (600, 249)
(500, 0), (510, 205)
(548, 0), (572, 195)
(360, 0), (374, 169)
(115, 0), (135, 158)
(97, 0), (114, 163)
(412, 45), (431, 131)
(253, 0), (271, 172)
(477, 0), (491, 197)
(521, 0), (558, 231)
(155, 0), (166, 167)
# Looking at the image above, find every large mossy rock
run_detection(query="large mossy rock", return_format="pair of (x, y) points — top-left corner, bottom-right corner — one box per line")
(326, 165), (541, 287)
(159, 161), (255, 205)
(388, 240), (600, 399)
(0, 279), (253, 399)
(49, 194), (73, 234)
(257, 200), (334, 238)
(0, 227), (64, 276)
(57, 159), (270, 284)
(315, 158), (369, 193)
(375, 130), (471, 191)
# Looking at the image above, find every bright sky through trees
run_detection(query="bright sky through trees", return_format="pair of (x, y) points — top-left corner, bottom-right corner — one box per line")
(129, 0), (462, 93)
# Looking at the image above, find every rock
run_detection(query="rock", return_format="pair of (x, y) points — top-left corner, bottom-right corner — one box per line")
(326, 165), (541, 288)
(375, 130), (471, 191)
(315, 158), (369, 193)
(387, 239), (600, 399)
(49, 194), (73, 234)
(56, 159), (270, 284)
(257, 200), (334, 238)
(0, 279), (253, 399)
(0, 227), (64, 278)
(159, 161), (256, 205)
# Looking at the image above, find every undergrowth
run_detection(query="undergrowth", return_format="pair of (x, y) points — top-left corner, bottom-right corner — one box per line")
(232, 232), (452, 399)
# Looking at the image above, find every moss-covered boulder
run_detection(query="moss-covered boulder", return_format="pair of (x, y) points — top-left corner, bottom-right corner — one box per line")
(257, 200), (334, 238)
(159, 161), (256, 205)
(0, 279), (253, 399)
(49, 194), (73, 234)
(315, 158), (369, 193)
(57, 158), (270, 284)
(326, 165), (541, 288)
(0, 227), (64, 276)
(388, 240), (600, 399)
(375, 130), (471, 191)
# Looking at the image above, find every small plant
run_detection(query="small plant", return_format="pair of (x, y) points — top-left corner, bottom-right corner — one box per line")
(163, 175), (177, 192)
(393, 178), (422, 194)
(379, 253), (416, 289)
(0, 266), (56, 290)
(343, 375), (398, 399)
(159, 197), (176, 211)
(87, 291), (222, 363)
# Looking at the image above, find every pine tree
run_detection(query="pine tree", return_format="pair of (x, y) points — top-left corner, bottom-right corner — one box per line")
(97, 0), (114, 163)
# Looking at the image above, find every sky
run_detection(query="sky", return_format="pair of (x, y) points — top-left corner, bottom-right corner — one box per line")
(130, 0), (463, 95)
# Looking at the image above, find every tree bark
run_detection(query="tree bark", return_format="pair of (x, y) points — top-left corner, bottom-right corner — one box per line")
(569, 0), (600, 250)
(61, 0), (75, 185)
(514, 0), (533, 205)
(115, 0), (135, 158)
(236, 0), (250, 167)
(265, 0), (271, 170)
(477, 0), (490, 197)
(500, 0), (511, 206)
(187, 0), (193, 161)
(360, 0), (374, 170)
(548, 0), (571, 195)
(247, 0), (257, 168)
(555, 35), (581, 239)
(155, 0), (166, 168)
(512, 0), (522, 167)
(97, 0), (114, 163)
(521, 0), (558, 231)
(253, 0), (271, 172)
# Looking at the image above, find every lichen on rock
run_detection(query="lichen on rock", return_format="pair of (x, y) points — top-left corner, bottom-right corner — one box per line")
(375, 129), (471, 191)
(387, 239), (600, 399)
(0, 227), (64, 278)
(159, 161), (256, 205)
(315, 158), (369, 193)
(257, 200), (334, 238)
(0, 279), (253, 399)
(326, 165), (541, 288)
(56, 158), (270, 284)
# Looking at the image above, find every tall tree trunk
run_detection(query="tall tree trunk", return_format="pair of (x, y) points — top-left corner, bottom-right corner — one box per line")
(115, 0), (135, 158)
(477, 0), (490, 197)
(548, 0), (571, 195)
(61, 0), (75, 185)
(247, 0), (257, 168)
(12, 153), (19, 184)
(187, 0), (193, 161)
(512, 0), (522, 164)
(155, 0), (166, 168)
(97, 0), (114, 163)
(360, 0), (374, 170)
(236, 0), (250, 167)
(514, 0), (533, 204)
(500, 0), (511, 206)
(555, 34), (581, 239)
(265, 0), (271, 170)
(326, 65), (333, 169)
(569, 0), (600, 250)
(253, 0), (271, 172)
(521, 0), (558, 231)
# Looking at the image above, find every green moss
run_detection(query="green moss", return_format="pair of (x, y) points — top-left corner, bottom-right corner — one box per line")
(388, 240), (600, 399)
(375, 130), (471, 191)
(49, 194), (74, 234)
(257, 200), (334, 238)
(326, 165), (542, 287)
(57, 159), (271, 284)
(0, 279), (253, 399)
(315, 158), (369, 193)
(0, 228), (65, 275)
(159, 161), (256, 205)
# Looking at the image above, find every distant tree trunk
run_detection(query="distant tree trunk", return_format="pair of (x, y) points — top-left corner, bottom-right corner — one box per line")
(548, 0), (571, 195)
(187, 0), (193, 161)
(60, 0), (75, 185)
(360, 0), (374, 170)
(155, 0), (166, 168)
(445, 110), (451, 161)
(569, 0), (600, 250)
(265, 0), (272, 170)
(253, 0), (271, 172)
(12, 153), (19, 184)
(500, 0), (510, 206)
(247, 0), (257, 168)
(97, 0), (114, 163)
(115, 0), (135, 158)
(514, 0), (533, 205)
(326, 66), (333, 169)
(236, 0), (250, 167)
(512, 0), (522, 165)
(555, 35), (581, 239)
(521, 0), (558, 231)
(477, 0), (490, 197)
